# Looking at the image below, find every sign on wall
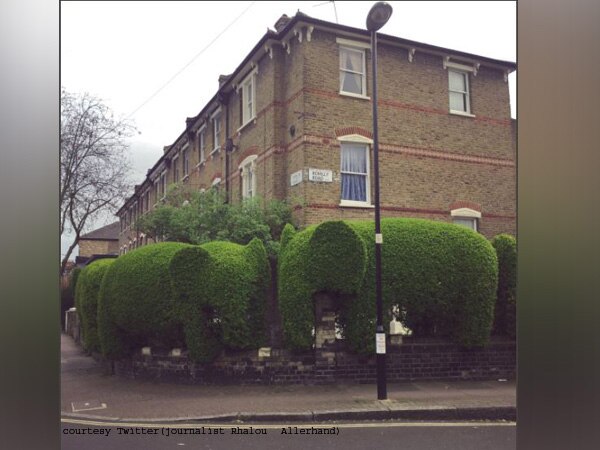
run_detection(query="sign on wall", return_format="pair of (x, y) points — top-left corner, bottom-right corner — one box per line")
(308, 168), (333, 183)
(290, 170), (303, 186)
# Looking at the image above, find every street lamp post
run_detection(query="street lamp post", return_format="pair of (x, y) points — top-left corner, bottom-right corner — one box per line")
(366, 1), (393, 401)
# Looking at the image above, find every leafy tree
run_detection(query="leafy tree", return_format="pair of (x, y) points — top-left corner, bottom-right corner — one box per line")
(60, 88), (135, 272)
(136, 186), (294, 255)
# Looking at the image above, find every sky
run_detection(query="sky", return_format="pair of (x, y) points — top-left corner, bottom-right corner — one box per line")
(60, 0), (516, 260)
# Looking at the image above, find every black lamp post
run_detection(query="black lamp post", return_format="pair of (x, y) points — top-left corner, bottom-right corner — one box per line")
(366, 1), (392, 401)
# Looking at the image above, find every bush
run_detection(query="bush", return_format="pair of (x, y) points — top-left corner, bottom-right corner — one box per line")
(491, 234), (517, 338)
(97, 242), (192, 359)
(97, 239), (270, 362)
(169, 238), (269, 362)
(279, 218), (499, 353)
(75, 258), (115, 353)
(136, 188), (294, 256)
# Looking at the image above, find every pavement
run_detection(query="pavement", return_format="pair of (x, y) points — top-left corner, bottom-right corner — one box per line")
(61, 333), (516, 424)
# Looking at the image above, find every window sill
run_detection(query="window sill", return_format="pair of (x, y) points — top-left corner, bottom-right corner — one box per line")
(339, 200), (374, 209)
(339, 91), (370, 101)
(449, 110), (476, 118)
(210, 148), (220, 155)
(182, 174), (189, 182)
(237, 117), (256, 133)
(195, 160), (206, 168)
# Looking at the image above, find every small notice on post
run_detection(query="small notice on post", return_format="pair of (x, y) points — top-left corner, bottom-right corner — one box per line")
(376, 333), (386, 354)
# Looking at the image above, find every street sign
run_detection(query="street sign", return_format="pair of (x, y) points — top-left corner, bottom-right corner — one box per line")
(308, 168), (333, 182)
(290, 170), (303, 186)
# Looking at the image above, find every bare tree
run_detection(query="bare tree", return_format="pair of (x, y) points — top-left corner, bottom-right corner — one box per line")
(60, 88), (134, 273)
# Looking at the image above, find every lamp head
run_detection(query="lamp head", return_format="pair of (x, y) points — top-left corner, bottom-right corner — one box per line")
(366, 2), (393, 32)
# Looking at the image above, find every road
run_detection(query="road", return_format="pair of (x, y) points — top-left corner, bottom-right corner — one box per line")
(62, 420), (515, 449)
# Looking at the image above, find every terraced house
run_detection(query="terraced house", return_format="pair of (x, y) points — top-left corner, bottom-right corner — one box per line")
(117, 12), (516, 254)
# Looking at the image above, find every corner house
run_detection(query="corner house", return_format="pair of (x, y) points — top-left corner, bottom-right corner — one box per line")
(117, 12), (516, 254)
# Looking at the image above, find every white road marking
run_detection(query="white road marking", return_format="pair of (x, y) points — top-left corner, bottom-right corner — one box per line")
(61, 417), (515, 429)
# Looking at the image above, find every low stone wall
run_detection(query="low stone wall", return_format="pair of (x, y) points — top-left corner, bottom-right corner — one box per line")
(65, 308), (81, 344)
(112, 338), (516, 385)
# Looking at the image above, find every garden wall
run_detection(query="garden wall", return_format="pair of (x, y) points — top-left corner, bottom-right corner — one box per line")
(111, 338), (516, 385)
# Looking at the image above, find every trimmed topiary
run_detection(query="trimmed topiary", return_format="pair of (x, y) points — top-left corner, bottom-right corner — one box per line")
(169, 238), (269, 362)
(279, 218), (499, 353)
(75, 258), (115, 353)
(491, 234), (517, 338)
(97, 242), (192, 359)
(278, 221), (369, 351)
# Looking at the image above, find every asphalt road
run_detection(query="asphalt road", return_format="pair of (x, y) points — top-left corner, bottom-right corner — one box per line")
(61, 421), (515, 450)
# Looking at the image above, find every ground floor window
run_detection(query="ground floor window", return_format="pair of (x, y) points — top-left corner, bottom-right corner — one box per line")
(450, 206), (481, 232)
(340, 142), (369, 204)
(452, 216), (478, 231)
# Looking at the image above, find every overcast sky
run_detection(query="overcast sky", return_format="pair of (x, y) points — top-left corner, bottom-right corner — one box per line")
(60, 0), (516, 259)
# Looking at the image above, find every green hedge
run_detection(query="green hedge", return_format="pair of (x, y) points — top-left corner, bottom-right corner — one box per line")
(97, 239), (269, 362)
(279, 218), (499, 353)
(97, 242), (192, 359)
(75, 258), (115, 353)
(491, 234), (517, 338)
(169, 238), (269, 362)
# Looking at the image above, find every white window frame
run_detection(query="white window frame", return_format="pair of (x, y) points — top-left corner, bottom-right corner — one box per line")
(212, 109), (222, 154)
(198, 126), (206, 163)
(239, 70), (257, 128)
(339, 45), (368, 99)
(144, 190), (150, 212)
(451, 207), (481, 231)
(448, 68), (473, 116)
(338, 135), (373, 208)
(172, 155), (180, 183)
(160, 171), (167, 200)
(239, 155), (258, 199)
(182, 145), (189, 178)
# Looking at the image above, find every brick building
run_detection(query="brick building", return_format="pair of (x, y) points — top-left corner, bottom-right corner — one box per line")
(78, 221), (120, 259)
(117, 12), (516, 254)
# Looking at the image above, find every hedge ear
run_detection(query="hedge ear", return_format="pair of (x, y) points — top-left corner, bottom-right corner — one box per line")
(244, 238), (268, 268)
(169, 246), (212, 308)
(280, 223), (297, 252)
(308, 221), (367, 294)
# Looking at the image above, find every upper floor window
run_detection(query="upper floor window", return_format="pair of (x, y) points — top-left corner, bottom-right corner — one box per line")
(154, 180), (160, 204)
(144, 190), (149, 212)
(172, 155), (180, 183)
(213, 113), (222, 153)
(160, 171), (167, 200)
(182, 146), (189, 177)
(339, 46), (366, 97)
(340, 142), (370, 205)
(240, 71), (256, 126)
(448, 69), (471, 114)
(198, 128), (206, 162)
(239, 155), (258, 199)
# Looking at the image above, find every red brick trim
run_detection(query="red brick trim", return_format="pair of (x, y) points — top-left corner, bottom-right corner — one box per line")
(380, 144), (515, 167)
(449, 201), (482, 212)
(303, 87), (512, 127)
(237, 146), (260, 165)
(299, 203), (515, 219)
(334, 127), (373, 139)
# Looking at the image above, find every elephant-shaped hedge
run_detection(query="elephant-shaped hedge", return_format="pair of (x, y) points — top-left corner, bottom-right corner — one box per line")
(97, 239), (269, 362)
(278, 218), (498, 353)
